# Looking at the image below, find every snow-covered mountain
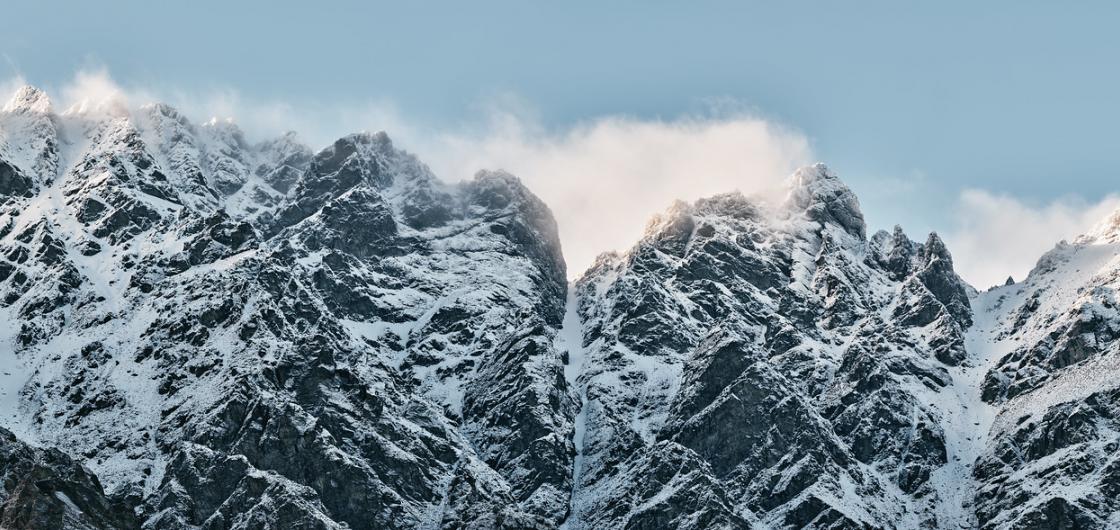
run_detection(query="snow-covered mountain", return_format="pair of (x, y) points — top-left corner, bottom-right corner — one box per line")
(1, 86), (1119, 529)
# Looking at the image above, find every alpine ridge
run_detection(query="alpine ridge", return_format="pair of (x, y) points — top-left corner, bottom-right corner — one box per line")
(1, 86), (1119, 529)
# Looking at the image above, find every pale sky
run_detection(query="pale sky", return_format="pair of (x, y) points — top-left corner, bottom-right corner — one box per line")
(3, 0), (1119, 286)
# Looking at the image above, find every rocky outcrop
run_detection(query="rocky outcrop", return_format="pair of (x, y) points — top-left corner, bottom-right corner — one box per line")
(0, 427), (138, 530)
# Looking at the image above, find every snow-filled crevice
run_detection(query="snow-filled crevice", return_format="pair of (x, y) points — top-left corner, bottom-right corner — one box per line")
(919, 291), (1010, 529)
(555, 285), (588, 530)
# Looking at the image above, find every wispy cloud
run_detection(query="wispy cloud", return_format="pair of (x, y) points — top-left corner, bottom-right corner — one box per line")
(0, 74), (28, 107)
(422, 105), (812, 276)
(3, 70), (814, 277)
(2, 68), (414, 146)
(58, 68), (130, 114)
(944, 190), (1120, 288)
(12, 71), (1120, 287)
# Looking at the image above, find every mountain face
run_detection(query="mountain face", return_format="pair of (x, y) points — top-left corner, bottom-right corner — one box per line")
(0, 87), (1118, 530)
(1, 86), (573, 530)
(567, 167), (978, 529)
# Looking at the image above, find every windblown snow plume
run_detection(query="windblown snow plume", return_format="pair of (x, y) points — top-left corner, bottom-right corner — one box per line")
(424, 109), (813, 276)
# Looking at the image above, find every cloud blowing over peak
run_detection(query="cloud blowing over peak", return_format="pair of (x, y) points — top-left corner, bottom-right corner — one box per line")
(18, 69), (1114, 287)
(944, 190), (1120, 288)
(1, 70), (815, 277)
(424, 111), (814, 276)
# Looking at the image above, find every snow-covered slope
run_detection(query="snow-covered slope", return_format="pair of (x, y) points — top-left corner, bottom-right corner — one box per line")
(3, 85), (1120, 529)
(967, 214), (1120, 528)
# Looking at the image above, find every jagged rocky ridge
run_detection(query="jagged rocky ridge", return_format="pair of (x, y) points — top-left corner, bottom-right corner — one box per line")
(1, 86), (572, 530)
(1, 86), (1120, 529)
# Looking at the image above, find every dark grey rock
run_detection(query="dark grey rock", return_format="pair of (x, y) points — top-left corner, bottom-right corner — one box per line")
(0, 427), (138, 530)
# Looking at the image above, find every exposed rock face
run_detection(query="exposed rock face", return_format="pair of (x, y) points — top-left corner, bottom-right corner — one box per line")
(567, 165), (975, 529)
(0, 427), (138, 529)
(2, 87), (1120, 529)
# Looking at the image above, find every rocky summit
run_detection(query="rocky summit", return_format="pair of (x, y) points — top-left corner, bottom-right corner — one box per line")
(1, 87), (1119, 529)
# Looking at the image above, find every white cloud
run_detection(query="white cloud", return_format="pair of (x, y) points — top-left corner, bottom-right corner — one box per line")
(420, 107), (813, 276)
(2, 69), (413, 147)
(59, 68), (129, 114)
(4, 71), (816, 277)
(944, 190), (1120, 288)
(5, 72), (814, 277)
(147, 87), (414, 150)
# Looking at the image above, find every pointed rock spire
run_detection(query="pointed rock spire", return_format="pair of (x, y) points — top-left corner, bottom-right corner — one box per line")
(916, 231), (972, 327)
(884, 224), (917, 280)
(919, 232), (953, 266)
(785, 163), (866, 239)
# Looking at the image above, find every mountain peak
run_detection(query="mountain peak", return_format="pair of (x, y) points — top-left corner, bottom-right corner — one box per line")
(784, 163), (866, 239)
(340, 130), (394, 152)
(202, 117), (250, 151)
(3, 85), (52, 114)
(142, 101), (182, 117)
(922, 231), (950, 260)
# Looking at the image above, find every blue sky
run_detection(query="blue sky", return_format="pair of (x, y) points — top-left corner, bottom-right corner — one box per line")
(3, 1), (1119, 285)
